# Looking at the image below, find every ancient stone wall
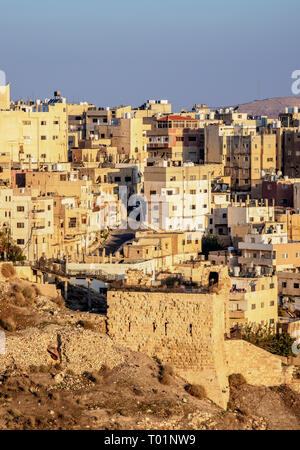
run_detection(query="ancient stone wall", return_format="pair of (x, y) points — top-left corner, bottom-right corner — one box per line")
(107, 290), (230, 408)
(225, 340), (294, 386)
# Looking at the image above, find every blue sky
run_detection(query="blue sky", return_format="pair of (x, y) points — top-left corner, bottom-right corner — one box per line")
(0, 0), (299, 110)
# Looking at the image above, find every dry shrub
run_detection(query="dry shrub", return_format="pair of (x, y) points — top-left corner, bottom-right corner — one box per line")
(1, 263), (16, 279)
(185, 384), (207, 399)
(11, 281), (24, 293)
(11, 292), (26, 307)
(22, 286), (35, 300)
(159, 364), (174, 385)
(83, 371), (102, 384)
(0, 315), (16, 332)
(77, 320), (95, 330)
(228, 373), (247, 389)
(38, 365), (50, 373)
(98, 364), (110, 377)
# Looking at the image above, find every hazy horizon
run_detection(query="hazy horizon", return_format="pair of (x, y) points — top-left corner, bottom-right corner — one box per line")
(1, 0), (300, 111)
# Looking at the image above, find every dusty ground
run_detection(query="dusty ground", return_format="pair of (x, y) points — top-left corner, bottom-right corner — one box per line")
(0, 354), (299, 430)
(0, 276), (299, 430)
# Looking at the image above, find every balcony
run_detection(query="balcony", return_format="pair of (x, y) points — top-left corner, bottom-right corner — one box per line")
(32, 209), (45, 219)
(229, 310), (246, 319)
(230, 292), (247, 301)
(238, 256), (275, 266)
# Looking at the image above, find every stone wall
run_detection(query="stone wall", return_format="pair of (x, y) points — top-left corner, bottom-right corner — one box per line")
(225, 340), (294, 386)
(107, 290), (230, 409)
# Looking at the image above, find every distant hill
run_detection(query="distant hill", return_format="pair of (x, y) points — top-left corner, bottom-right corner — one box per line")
(228, 97), (300, 118)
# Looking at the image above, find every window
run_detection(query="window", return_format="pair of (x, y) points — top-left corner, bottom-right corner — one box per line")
(48, 205), (51, 211)
(261, 302), (264, 308)
(41, 136), (47, 140)
(188, 136), (196, 141)
(150, 190), (156, 195)
(125, 177), (132, 182)
(190, 190), (196, 195)
(41, 121), (46, 125)
(270, 301), (275, 306)
(282, 282), (287, 288)
(270, 283), (274, 289)
(270, 319), (275, 324)
(294, 283), (300, 289)
(176, 136), (184, 142)
(251, 304), (256, 310)
(69, 218), (76, 228)
(17, 239), (24, 245)
(282, 253), (288, 259)
(17, 206), (24, 212)
(22, 120), (31, 125)
(114, 177), (121, 182)
(17, 223), (24, 228)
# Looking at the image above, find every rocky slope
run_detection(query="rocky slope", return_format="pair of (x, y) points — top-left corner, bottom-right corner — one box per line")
(0, 273), (299, 430)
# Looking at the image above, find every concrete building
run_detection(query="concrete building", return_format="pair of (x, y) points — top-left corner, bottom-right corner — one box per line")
(144, 163), (223, 232)
(229, 274), (278, 328)
(147, 115), (205, 165)
(205, 123), (277, 196)
(238, 222), (300, 273)
(0, 91), (68, 167)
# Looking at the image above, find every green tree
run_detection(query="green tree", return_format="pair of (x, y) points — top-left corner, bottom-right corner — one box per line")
(241, 323), (296, 357)
(201, 234), (225, 258)
(0, 230), (26, 262)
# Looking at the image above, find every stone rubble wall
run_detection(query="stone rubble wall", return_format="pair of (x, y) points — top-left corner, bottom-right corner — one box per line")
(224, 340), (294, 386)
(107, 290), (230, 409)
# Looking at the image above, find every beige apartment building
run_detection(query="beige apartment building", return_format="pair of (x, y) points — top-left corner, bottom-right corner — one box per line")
(123, 230), (202, 267)
(205, 123), (277, 195)
(238, 222), (300, 274)
(144, 163), (223, 232)
(278, 269), (300, 313)
(0, 187), (54, 262)
(229, 274), (278, 328)
(86, 114), (151, 164)
(0, 92), (68, 166)
(147, 115), (205, 165)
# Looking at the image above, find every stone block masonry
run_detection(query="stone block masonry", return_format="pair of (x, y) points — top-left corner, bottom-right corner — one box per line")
(107, 290), (230, 409)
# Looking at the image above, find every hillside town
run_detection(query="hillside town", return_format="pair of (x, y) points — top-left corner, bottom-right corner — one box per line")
(0, 80), (299, 430)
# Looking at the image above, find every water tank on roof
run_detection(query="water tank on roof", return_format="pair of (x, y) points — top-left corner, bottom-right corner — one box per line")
(233, 266), (240, 277)
(255, 265), (261, 276)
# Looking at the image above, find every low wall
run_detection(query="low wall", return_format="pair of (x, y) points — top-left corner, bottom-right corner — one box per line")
(225, 340), (294, 386)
